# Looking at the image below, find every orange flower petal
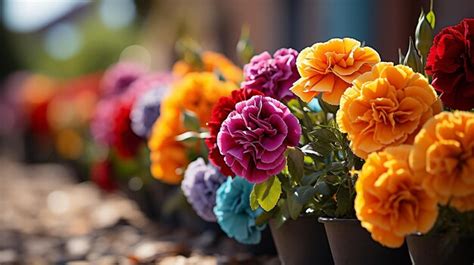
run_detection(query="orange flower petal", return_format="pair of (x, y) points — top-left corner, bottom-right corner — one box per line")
(355, 145), (438, 248)
(410, 111), (474, 211)
(291, 38), (380, 104)
(337, 63), (440, 159)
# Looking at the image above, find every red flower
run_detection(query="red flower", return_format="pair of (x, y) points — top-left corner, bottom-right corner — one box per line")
(111, 98), (142, 158)
(206, 88), (264, 176)
(91, 91), (144, 159)
(426, 18), (474, 110)
(91, 160), (117, 192)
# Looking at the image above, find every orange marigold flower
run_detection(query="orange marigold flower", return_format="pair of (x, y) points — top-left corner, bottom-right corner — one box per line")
(355, 145), (439, 248)
(337, 62), (441, 159)
(172, 51), (243, 84)
(148, 72), (236, 184)
(409, 111), (474, 211)
(291, 38), (380, 105)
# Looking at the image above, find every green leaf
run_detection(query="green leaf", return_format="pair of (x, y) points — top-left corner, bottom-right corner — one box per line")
(236, 25), (255, 65)
(398, 48), (405, 65)
(314, 181), (332, 197)
(294, 186), (317, 205)
(426, 11), (435, 29)
(273, 199), (289, 228)
(182, 110), (201, 131)
(255, 210), (274, 226)
(301, 144), (323, 158)
(335, 186), (351, 217)
(286, 189), (304, 220)
(311, 140), (333, 157)
(301, 171), (325, 186)
(175, 131), (200, 143)
(403, 36), (423, 73)
(415, 10), (435, 60)
(322, 174), (339, 185)
(321, 199), (337, 217)
(311, 128), (339, 144)
(254, 176), (282, 212)
(286, 99), (305, 119)
(327, 161), (346, 174)
(214, 69), (227, 82)
(175, 38), (204, 70)
(250, 185), (259, 211)
(286, 147), (305, 182)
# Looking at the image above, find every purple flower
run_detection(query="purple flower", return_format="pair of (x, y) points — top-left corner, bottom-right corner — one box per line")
(217, 95), (301, 183)
(101, 62), (147, 96)
(182, 158), (227, 222)
(242, 48), (299, 102)
(129, 74), (173, 138)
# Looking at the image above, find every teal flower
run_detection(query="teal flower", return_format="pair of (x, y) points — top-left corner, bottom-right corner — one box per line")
(214, 176), (265, 244)
(308, 98), (322, 112)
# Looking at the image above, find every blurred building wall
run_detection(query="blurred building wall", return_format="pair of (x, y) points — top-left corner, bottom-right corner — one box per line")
(144, 0), (474, 67)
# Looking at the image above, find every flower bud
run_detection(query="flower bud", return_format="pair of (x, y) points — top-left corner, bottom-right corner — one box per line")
(398, 48), (405, 65)
(404, 37), (423, 73)
(415, 10), (435, 60)
(236, 26), (255, 65)
(175, 38), (204, 70)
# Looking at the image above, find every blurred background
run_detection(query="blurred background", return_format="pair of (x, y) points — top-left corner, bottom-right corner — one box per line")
(2, 0), (474, 157)
(0, 0), (473, 264)
(2, 0), (474, 79)
(1, 0), (472, 162)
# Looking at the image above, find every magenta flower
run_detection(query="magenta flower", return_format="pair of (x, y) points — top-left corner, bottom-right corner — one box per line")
(101, 62), (147, 96)
(91, 97), (117, 146)
(217, 95), (301, 183)
(242, 48), (299, 102)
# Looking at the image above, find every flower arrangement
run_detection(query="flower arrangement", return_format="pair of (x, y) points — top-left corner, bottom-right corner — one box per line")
(168, 8), (473, 258)
(88, 62), (175, 197)
(351, 16), (474, 249)
(19, 6), (470, 259)
(6, 3), (472, 263)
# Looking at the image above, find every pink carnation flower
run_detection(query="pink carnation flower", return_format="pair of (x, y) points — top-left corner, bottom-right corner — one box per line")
(217, 95), (301, 183)
(242, 48), (299, 102)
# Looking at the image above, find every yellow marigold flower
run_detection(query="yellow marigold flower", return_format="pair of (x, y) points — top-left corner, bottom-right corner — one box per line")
(148, 72), (236, 184)
(337, 62), (441, 159)
(355, 145), (439, 248)
(172, 51), (243, 84)
(409, 111), (474, 211)
(291, 38), (380, 105)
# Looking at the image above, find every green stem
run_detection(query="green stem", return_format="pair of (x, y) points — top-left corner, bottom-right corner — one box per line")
(297, 98), (312, 144)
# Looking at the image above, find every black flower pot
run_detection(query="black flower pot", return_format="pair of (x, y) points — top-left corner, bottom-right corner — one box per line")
(319, 218), (411, 265)
(270, 216), (333, 265)
(247, 226), (277, 256)
(407, 234), (474, 265)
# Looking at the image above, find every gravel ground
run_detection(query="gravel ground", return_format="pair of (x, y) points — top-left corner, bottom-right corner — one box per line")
(0, 159), (279, 265)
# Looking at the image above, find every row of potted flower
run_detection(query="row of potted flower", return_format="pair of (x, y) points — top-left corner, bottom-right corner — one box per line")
(160, 12), (472, 265)
(13, 5), (472, 264)
(84, 8), (472, 264)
